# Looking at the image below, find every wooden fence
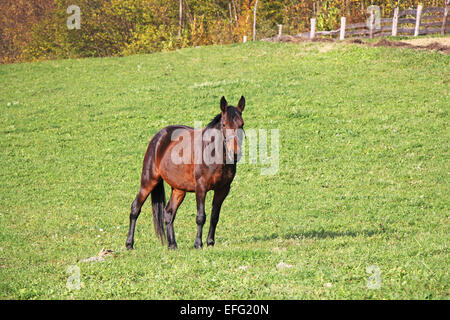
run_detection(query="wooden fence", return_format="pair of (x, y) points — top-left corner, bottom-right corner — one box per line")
(264, 2), (449, 42)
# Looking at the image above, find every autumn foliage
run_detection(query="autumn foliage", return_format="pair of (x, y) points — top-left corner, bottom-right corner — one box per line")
(0, 0), (445, 63)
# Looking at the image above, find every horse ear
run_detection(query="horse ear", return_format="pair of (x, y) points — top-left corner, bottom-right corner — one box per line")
(220, 96), (228, 113)
(237, 96), (245, 113)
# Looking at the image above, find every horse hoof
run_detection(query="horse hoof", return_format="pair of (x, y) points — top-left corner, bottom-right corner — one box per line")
(168, 244), (178, 250)
(207, 240), (215, 247)
(126, 241), (134, 250)
(194, 240), (203, 249)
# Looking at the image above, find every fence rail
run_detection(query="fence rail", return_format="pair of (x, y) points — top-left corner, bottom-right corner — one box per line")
(263, 2), (449, 42)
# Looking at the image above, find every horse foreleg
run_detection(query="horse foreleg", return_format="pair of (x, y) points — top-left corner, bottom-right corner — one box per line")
(194, 187), (207, 249)
(207, 186), (230, 247)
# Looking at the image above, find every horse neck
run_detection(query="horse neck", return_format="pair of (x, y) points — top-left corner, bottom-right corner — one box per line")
(201, 123), (234, 166)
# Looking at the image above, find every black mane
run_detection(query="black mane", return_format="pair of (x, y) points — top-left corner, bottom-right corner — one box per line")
(206, 106), (238, 129)
(206, 113), (222, 129)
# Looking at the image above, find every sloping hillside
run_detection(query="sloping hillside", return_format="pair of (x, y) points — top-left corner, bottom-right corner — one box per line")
(0, 41), (448, 299)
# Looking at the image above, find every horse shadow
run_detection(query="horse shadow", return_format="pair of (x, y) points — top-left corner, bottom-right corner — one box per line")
(250, 228), (385, 242)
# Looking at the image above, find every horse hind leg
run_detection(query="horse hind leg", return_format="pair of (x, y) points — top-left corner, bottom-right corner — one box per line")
(164, 189), (186, 250)
(125, 179), (159, 250)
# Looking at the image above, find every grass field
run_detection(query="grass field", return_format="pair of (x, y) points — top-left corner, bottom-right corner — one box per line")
(0, 40), (449, 299)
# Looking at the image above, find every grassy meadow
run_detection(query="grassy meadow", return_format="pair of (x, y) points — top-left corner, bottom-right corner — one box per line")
(0, 40), (449, 299)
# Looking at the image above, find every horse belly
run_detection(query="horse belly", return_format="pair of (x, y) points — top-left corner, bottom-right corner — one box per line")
(159, 155), (196, 192)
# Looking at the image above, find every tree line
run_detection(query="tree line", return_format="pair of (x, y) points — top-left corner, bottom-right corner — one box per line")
(0, 0), (444, 63)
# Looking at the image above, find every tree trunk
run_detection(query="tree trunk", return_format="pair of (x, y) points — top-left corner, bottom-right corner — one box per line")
(231, 0), (238, 22)
(178, 0), (183, 39)
(228, 2), (234, 37)
(253, 0), (258, 41)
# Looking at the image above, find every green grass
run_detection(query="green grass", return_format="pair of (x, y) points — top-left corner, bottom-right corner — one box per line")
(0, 40), (449, 299)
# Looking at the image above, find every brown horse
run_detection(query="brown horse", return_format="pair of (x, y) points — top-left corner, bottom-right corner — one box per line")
(126, 96), (245, 249)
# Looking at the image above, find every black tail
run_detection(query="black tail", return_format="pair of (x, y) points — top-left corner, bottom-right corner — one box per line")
(151, 179), (166, 244)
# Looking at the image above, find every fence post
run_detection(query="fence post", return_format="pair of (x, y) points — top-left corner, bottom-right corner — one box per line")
(414, 4), (423, 37)
(442, 0), (449, 35)
(340, 17), (346, 40)
(310, 18), (316, 39)
(392, 7), (399, 36)
(243, 35), (247, 43)
(278, 24), (283, 38)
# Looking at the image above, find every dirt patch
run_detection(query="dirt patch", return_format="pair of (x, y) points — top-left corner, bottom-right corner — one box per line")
(318, 43), (337, 53)
(370, 38), (450, 54)
(263, 34), (334, 43)
(263, 34), (450, 54)
(266, 35), (305, 43)
(401, 37), (450, 47)
(311, 37), (335, 43)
